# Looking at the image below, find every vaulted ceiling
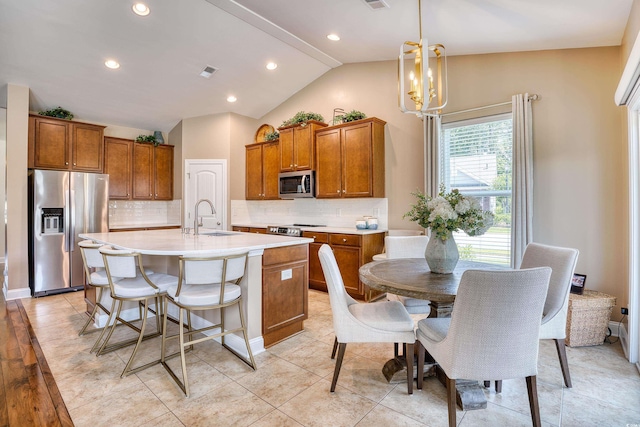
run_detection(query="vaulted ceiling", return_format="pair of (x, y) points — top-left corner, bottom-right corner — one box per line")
(0, 0), (633, 132)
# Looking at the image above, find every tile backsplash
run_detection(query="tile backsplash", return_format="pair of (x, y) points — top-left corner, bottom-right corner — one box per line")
(231, 198), (388, 229)
(109, 200), (181, 228)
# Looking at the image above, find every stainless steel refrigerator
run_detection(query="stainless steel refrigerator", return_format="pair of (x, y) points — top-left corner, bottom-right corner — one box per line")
(28, 170), (109, 296)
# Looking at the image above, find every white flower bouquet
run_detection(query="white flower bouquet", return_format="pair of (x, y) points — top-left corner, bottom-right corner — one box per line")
(404, 186), (495, 241)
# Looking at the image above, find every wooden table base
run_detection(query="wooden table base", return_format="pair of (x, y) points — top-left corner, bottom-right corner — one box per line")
(382, 352), (487, 411)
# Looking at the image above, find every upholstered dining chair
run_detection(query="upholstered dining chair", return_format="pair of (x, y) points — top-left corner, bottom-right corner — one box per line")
(318, 244), (416, 394)
(161, 252), (256, 397)
(97, 245), (178, 377)
(382, 235), (431, 357)
(384, 235), (431, 313)
(488, 242), (579, 392)
(416, 268), (552, 427)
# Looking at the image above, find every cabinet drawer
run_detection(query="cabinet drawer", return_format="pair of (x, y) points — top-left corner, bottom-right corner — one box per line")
(302, 231), (329, 243)
(330, 233), (361, 247)
(263, 244), (308, 266)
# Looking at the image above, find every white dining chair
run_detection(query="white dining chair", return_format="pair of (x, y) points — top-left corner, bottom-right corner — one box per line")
(384, 235), (431, 313)
(488, 242), (579, 392)
(97, 245), (178, 377)
(318, 244), (416, 394)
(161, 252), (256, 397)
(416, 267), (552, 427)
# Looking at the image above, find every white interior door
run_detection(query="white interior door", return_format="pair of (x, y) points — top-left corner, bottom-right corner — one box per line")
(184, 159), (227, 231)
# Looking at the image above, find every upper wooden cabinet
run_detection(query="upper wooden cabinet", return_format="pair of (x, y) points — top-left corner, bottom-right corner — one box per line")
(315, 117), (386, 198)
(246, 141), (279, 200)
(104, 137), (132, 199)
(132, 143), (174, 200)
(278, 120), (327, 172)
(28, 114), (105, 172)
(105, 138), (173, 200)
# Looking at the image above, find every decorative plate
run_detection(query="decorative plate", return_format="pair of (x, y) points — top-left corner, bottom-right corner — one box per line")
(254, 124), (275, 143)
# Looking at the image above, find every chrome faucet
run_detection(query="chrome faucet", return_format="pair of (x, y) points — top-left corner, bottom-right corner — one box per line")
(194, 198), (216, 235)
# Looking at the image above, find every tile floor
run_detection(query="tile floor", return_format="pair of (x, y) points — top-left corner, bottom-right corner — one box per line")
(21, 290), (640, 427)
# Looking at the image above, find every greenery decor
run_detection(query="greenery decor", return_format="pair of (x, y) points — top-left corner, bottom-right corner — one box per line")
(404, 185), (494, 241)
(264, 130), (279, 141)
(280, 111), (325, 127)
(336, 110), (366, 124)
(38, 106), (74, 120)
(136, 134), (159, 146)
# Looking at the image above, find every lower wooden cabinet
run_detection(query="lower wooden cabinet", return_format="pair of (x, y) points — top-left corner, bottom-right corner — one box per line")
(262, 245), (309, 347)
(304, 231), (384, 301)
(232, 226), (266, 234)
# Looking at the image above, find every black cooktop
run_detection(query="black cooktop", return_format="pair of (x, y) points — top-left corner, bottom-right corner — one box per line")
(292, 223), (326, 227)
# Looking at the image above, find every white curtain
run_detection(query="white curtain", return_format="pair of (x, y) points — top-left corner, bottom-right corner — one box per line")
(424, 115), (441, 198)
(511, 93), (534, 267)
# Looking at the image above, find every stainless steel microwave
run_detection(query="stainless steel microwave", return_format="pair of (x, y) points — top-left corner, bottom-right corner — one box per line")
(278, 171), (315, 199)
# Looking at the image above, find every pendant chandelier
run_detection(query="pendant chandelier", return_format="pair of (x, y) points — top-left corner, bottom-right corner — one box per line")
(398, 0), (448, 117)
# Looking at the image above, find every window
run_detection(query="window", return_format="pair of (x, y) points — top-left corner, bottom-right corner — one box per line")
(440, 113), (512, 266)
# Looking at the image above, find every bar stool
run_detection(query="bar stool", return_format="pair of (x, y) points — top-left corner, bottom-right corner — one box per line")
(161, 252), (256, 397)
(78, 240), (119, 352)
(98, 245), (178, 377)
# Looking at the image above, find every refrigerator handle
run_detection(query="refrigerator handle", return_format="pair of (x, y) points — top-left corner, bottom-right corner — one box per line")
(70, 189), (76, 251)
(64, 190), (70, 252)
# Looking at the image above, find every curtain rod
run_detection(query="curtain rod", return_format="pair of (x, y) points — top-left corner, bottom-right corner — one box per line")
(441, 94), (539, 117)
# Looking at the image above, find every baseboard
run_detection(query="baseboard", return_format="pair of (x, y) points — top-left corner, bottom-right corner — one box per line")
(608, 320), (623, 337)
(3, 286), (31, 301)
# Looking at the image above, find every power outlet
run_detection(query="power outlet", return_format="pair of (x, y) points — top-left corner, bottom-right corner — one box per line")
(621, 307), (629, 315)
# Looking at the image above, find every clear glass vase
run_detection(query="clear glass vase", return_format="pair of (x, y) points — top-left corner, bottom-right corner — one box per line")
(425, 230), (459, 274)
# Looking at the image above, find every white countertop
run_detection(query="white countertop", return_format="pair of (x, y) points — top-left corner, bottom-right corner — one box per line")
(80, 228), (313, 256)
(231, 223), (387, 235)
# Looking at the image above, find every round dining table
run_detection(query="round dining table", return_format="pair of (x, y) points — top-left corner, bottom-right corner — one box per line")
(359, 257), (506, 411)
(359, 258), (503, 318)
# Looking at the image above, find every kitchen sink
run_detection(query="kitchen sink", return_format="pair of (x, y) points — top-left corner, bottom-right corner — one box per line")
(199, 231), (238, 236)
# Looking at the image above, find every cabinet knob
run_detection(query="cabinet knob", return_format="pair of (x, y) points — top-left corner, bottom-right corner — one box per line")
(65, 162), (69, 165)
(149, 193), (152, 196)
(290, 164), (293, 168)
(312, 235), (316, 239)
(73, 163), (76, 166)
(343, 238), (347, 242)
(155, 194), (158, 197)
(342, 189), (346, 193)
(294, 164), (297, 167)
(337, 190), (340, 193)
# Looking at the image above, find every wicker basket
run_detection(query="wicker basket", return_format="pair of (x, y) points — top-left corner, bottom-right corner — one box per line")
(565, 290), (616, 347)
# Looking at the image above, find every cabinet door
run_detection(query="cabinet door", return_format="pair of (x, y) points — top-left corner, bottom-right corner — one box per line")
(71, 123), (104, 172)
(33, 118), (69, 169)
(132, 143), (154, 200)
(104, 137), (132, 199)
(279, 128), (294, 172)
(246, 144), (264, 199)
(293, 125), (313, 170)
(154, 145), (173, 200)
(332, 245), (363, 297)
(315, 128), (342, 198)
(342, 122), (373, 197)
(307, 242), (326, 291)
(262, 141), (280, 199)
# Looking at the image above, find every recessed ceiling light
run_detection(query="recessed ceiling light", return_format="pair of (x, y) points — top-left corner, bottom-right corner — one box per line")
(227, 96), (237, 103)
(266, 62), (278, 70)
(327, 34), (340, 41)
(104, 59), (120, 69)
(132, 3), (150, 16)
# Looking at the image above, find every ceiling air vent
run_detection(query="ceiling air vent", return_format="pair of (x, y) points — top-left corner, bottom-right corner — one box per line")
(199, 65), (218, 79)
(362, 0), (390, 10)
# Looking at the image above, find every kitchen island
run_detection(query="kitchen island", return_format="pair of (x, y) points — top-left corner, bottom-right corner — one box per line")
(80, 228), (313, 354)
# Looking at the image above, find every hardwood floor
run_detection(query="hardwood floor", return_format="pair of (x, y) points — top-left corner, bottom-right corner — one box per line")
(0, 293), (73, 427)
